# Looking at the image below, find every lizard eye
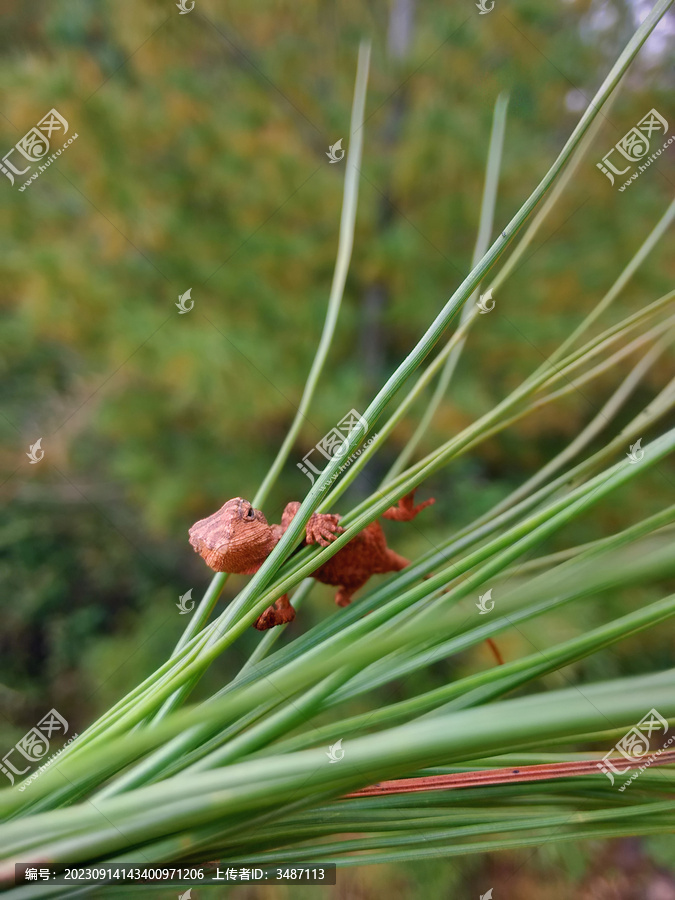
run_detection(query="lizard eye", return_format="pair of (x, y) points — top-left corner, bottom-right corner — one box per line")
(246, 507), (256, 519)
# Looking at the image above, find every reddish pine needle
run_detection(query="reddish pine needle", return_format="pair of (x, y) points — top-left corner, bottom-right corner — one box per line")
(342, 750), (675, 798)
(485, 637), (504, 666)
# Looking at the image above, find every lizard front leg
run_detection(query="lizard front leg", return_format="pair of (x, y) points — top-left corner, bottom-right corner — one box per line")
(382, 489), (435, 522)
(281, 501), (345, 547)
(238, 555), (295, 630)
(254, 594), (295, 630)
(253, 503), (343, 630)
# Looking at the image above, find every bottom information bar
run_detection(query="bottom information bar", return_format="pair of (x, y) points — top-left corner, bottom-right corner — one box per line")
(15, 862), (337, 886)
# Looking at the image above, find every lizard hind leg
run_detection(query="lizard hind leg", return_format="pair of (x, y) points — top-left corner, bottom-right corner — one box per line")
(334, 567), (378, 607)
(254, 594), (295, 631)
(335, 586), (356, 607)
(382, 549), (409, 573)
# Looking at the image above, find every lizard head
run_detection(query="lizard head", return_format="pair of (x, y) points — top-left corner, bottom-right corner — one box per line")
(188, 497), (274, 574)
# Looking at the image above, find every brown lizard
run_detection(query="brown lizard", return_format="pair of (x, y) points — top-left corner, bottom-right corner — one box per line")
(188, 490), (435, 630)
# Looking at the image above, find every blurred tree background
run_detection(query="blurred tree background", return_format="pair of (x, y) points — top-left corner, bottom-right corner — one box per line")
(1, 0), (673, 895)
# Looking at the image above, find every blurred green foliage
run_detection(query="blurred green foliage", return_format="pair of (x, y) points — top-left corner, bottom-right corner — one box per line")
(0, 0), (673, 893)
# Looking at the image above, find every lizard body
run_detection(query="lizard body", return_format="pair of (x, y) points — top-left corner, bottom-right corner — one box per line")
(188, 490), (434, 630)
